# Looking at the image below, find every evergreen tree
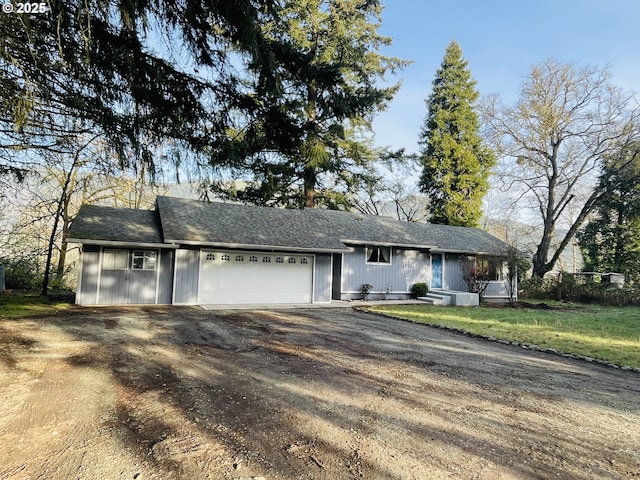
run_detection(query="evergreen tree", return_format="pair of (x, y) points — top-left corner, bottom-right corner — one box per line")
(419, 41), (494, 226)
(578, 145), (640, 285)
(0, 1), (356, 177)
(206, 0), (407, 208)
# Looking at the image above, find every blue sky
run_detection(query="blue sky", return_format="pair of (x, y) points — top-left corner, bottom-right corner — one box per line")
(372, 0), (640, 152)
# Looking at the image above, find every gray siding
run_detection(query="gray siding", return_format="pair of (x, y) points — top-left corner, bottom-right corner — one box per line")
(340, 247), (429, 300)
(157, 250), (174, 304)
(173, 248), (200, 304)
(443, 253), (467, 291)
(313, 254), (332, 303)
(332, 253), (342, 300)
(77, 245), (100, 305)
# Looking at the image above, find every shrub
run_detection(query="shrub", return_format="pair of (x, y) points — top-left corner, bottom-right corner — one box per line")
(411, 282), (428, 298)
(360, 283), (373, 300)
(0, 256), (44, 290)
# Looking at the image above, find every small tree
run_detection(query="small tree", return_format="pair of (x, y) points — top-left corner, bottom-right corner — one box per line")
(460, 256), (493, 298)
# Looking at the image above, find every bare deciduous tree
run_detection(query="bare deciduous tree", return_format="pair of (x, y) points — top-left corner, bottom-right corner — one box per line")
(482, 59), (640, 277)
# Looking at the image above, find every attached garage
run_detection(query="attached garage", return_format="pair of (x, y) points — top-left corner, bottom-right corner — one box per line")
(197, 250), (314, 304)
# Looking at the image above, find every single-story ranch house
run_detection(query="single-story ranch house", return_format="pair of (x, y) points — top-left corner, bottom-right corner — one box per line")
(66, 196), (516, 306)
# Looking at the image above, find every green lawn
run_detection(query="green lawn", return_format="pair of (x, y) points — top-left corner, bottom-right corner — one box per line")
(368, 303), (640, 368)
(0, 295), (71, 319)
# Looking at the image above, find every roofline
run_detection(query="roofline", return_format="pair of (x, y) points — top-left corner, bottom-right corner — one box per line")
(341, 239), (436, 250)
(165, 239), (350, 254)
(431, 248), (508, 256)
(66, 238), (179, 249)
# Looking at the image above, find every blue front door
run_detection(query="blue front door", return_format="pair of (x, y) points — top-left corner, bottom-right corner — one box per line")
(431, 254), (443, 289)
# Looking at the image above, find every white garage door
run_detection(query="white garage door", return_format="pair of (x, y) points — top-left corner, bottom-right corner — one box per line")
(198, 250), (314, 304)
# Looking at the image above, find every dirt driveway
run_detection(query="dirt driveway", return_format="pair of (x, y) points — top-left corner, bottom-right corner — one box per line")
(0, 306), (639, 480)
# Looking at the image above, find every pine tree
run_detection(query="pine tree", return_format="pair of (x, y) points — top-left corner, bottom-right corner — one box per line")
(207, 0), (407, 208)
(578, 145), (640, 285)
(419, 41), (494, 226)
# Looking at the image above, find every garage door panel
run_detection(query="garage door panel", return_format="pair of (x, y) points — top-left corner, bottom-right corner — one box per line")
(198, 251), (313, 304)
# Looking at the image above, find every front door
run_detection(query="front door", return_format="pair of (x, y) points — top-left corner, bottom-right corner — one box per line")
(431, 254), (443, 289)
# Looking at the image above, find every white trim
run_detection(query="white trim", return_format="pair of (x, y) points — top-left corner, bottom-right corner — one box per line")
(96, 246), (103, 305)
(154, 249), (161, 304)
(365, 245), (392, 266)
(342, 239), (436, 250)
(165, 239), (348, 254)
(66, 238), (178, 249)
(171, 249), (178, 305)
(311, 254), (316, 304)
(76, 245), (84, 305)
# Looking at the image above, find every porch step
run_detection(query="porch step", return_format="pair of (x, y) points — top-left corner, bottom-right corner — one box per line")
(418, 292), (452, 306)
(418, 290), (479, 307)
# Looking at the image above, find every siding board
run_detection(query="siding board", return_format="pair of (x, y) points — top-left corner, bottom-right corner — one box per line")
(77, 246), (100, 305)
(340, 247), (429, 299)
(313, 254), (332, 303)
(174, 248), (200, 304)
(157, 250), (174, 304)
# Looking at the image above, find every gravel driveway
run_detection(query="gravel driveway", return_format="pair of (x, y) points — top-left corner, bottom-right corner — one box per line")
(1, 306), (639, 479)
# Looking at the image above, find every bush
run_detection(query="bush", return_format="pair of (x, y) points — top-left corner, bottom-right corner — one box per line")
(360, 283), (373, 300)
(0, 256), (44, 290)
(411, 282), (428, 298)
(519, 271), (640, 305)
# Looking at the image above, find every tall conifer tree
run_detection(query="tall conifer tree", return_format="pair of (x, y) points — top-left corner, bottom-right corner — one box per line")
(419, 41), (494, 226)
(207, 0), (407, 208)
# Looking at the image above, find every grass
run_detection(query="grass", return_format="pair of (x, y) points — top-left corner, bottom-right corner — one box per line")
(368, 303), (640, 368)
(0, 294), (72, 319)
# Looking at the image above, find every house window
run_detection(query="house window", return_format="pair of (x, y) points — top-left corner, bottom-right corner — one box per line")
(235, 255), (245, 262)
(275, 257), (284, 263)
(103, 249), (129, 270)
(221, 254), (230, 261)
(205, 253), (215, 261)
(476, 257), (501, 281)
(263, 256), (271, 263)
(132, 250), (157, 270)
(288, 258), (296, 264)
(300, 258), (308, 264)
(366, 246), (391, 264)
(249, 255), (258, 262)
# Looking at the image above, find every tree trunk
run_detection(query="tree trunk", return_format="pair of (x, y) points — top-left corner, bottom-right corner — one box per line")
(304, 167), (316, 208)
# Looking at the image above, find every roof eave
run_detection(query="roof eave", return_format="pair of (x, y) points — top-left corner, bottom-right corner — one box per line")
(66, 238), (178, 249)
(431, 248), (508, 256)
(341, 239), (436, 250)
(168, 239), (350, 254)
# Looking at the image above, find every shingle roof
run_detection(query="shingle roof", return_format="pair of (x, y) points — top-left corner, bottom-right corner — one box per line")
(67, 204), (163, 245)
(155, 196), (510, 255)
(67, 197), (510, 255)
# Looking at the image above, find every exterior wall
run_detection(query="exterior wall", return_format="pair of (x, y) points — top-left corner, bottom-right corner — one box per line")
(445, 254), (516, 302)
(443, 253), (467, 291)
(313, 254), (332, 303)
(157, 249), (174, 304)
(338, 247), (429, 300)
(331, 253), (342, 300)
(173, 248), (200, 304)
(77, 245), (101, 305)
(76, 246), (174, 305)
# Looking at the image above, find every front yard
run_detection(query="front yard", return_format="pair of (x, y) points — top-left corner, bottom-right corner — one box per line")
(1, 306), (639, 479)
(368, 302), (640, 368)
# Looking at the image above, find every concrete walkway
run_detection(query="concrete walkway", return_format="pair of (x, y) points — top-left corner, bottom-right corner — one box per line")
(198, 299), (427, 310)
